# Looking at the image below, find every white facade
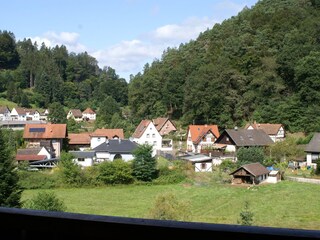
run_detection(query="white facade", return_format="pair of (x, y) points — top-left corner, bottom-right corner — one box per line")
(306, 153), (318, 168)
(133, 122), (162, 156)
(74, 157), (94, 167)
(194, 162), (213, 172)
(95, 152), (134, 162)
(0, 109), (11, 121)
(82, 112), (96, 121)
(91, 136), (120, 149)
(26, 110), (40, 121)
(186, 130), (216, 153)
(10, 108), (26, 121)
(38, 147), (51, 159)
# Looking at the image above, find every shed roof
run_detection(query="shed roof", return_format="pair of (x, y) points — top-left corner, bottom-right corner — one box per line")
(230, 162), (270, 177)
(305, 133), (320, 153)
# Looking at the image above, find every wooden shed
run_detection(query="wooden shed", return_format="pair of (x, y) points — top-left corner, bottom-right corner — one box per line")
(229, 162), (270, 185)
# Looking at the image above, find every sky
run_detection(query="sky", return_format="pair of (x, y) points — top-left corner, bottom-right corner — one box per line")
(1, 0), (258, 81)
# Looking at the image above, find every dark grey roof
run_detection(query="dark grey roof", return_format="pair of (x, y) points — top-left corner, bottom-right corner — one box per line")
(230, 162), (270, 177)
(70, 151), (96, 158)
(179, 154), (212, 163)
(305, 133), (320, 153)
(93, 139), (138, 153)
(223, 129), (273, 147)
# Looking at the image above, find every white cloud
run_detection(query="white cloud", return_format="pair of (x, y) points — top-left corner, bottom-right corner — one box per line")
(30, 31), (87, 53)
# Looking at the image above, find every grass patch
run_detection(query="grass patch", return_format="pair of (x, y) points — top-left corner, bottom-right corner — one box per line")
(21, 180), (320, 230)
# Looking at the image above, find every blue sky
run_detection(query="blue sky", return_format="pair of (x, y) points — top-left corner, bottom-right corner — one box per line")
(1, 0), (258, 81)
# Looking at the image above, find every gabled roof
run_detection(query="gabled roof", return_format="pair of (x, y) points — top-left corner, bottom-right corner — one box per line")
(245, 122), (283, 135)
(68, 133), (91, 145)
(68, 109), (83, 118)
(188, 125), (220, 144)
(152, 117), (176, 131)
(305, 133), (320, 153)
(23, 123), (67, 139)
(230, 162), (270, 177)
(82, 108), (96, 114)
(17, 148), (42, 155)
(90, 128), (124, 139)
(93, 139), (138, 153)
(12, 107), (27, 115)
(132, 120), (152, 138)
(217, 129), (273, 147)
(0, 106), (10, 114)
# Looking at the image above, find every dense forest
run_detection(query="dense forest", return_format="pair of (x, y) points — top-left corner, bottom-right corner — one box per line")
(1, 0), (320, 134)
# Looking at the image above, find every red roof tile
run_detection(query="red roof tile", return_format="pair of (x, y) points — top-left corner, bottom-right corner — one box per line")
(23, 123), (67, 139)
(245, 122), (283, 135)
(82, 108), (96, 114)
(15, 155), (46, 161)
(188, 125), (220, 144)
(90, 128), (124, 139)
(68, 132), (91, 144)
(132, 120), (152, 138)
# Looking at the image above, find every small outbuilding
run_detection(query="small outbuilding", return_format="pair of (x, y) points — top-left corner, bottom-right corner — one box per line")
(267, 170), (281, 183)
(229, 162), (269, 185)
(179, 153), (213, 172)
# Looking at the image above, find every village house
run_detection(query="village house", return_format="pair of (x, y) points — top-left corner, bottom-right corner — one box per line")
(67, 109), (83, 122)
(245, 121), (285, 142)
(90, 128), (124, 149)
(230, 162), (270, 185)
(214, 128), (274, 152)
(70, 151), (96, 167)
(82, 107), (96, 121)
(68, 132), (91, 150)
(15, 147), (51, 164)
(23, 123), (67, 158)
(93, 139), (138, 163)
(152, 117), (176, 136)
(132, 120), (162, 156)
(305, 132), (320, 169)
(0, 106), (11, 121)
(186, 124), (220, 153)
(179, 153), (214, 172)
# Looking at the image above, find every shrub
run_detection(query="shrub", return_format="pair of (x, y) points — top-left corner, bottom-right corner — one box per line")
(147, 192), (191, 221)
(24, 191), (66, 212)
(98, 159), (134, 185)
(237, 201), (254, 226)
(18, 170), (58, 189)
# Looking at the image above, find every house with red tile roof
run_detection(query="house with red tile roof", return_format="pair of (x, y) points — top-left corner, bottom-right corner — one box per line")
(90, 128), (124, 149)
(15, 147), (51, 164)
(186, 124), (220, 153)
(82, 108), (96, 121)
(132, 120), (162, 156)
(245, 121), (285, 142)
(68, 132), (91, 150)
(152, 117), (176, 136)
(23, 123), (67, 157)
(67, 109), (83, 122)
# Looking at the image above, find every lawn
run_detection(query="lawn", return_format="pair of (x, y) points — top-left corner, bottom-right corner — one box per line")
(21, 180), (320, 230)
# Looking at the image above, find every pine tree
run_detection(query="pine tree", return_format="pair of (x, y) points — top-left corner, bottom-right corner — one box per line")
(0, 129), (21, 207)
(132, 144), (157, 182)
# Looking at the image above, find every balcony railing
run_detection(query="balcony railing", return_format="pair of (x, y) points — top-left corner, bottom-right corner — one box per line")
(0, 207), (319, 240)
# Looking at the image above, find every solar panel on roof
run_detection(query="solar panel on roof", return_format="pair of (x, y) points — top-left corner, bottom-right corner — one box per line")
(29, 127), (45, 132)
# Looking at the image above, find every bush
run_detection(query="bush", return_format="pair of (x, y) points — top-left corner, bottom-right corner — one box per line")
(98, 159), (134, 185)
(23, 191), (66, 212)
(18, 170), (58, 189)
(153, 168), (187, 184)
(147, 192), (191, 221)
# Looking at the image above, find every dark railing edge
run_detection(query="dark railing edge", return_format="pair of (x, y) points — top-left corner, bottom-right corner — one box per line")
(0, 207), (319, 239)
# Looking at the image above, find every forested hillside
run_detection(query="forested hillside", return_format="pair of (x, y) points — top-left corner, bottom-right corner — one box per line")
(1, 0), (320, 134)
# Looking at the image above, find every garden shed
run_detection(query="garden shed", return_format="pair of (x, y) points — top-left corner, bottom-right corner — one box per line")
(229, 162), (269, 185)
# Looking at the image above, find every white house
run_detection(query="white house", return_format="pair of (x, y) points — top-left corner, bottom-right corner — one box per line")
(10, 107), (27, 121)
(305, 132), (320, 168)
(0, 106), (11, 121)
(186, 125), (220, 153)
(82, 108), (96, 121)
(26, 109), (40, 121)
(180, 153), (213, 172)
(93, 139), (138, 162)
(132, 120), (162, 156)
(245, 122), (285, 142)
(90, 128), (124, 149)
(67, 109), (83, 122)
(267, 170), (281, 183)
(70, 151), (96, 167)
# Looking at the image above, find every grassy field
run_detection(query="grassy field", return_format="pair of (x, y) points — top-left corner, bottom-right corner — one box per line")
(22, 180), (320, 230)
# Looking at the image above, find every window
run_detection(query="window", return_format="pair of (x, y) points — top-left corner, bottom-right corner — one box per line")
(153, 141), (157, 145)
(78, 158), (85, 162)
(146, 134), (150, 138)
(226, 137), (229, 141)
(201, 163), (207, 169)
(152, 133), (155, 138)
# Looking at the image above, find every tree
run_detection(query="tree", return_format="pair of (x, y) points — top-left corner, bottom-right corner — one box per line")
(48, 102), (66, 124)
(58, 151), (83, 186)
(315, 158), (320, 175)
(0, 30), (20, 70)
(238, 201), (254, 226)
(236, 147), (265, 166)
(147, 192), (191, 221)
(24, 191), (66, 212)
(0, 129), (21, 208)
(132, 144), (157, 182)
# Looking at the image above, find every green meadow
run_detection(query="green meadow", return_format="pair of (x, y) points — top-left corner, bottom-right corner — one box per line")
(22, 180), (320, 230)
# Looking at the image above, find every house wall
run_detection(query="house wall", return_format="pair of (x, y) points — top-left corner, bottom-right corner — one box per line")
(186, 129), (195, 152)
(194, 162), (212, 172)
(91, 137), (107, 149)
(74, 157), (94, 167)
(267, 176), (280, 183)
(110, 153), (134, 162)
(83, 113), (96, 121)
(38, 147), (51, 159)
(96, 152), (111, 161)
(133, 122), (162, 156)
(306, 152), (318, 168)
